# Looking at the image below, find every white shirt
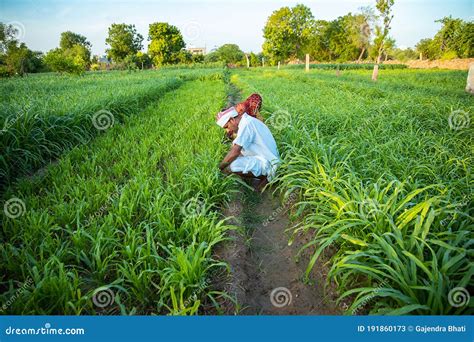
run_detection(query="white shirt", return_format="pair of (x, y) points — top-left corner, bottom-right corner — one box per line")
(233, 113), (280, 178)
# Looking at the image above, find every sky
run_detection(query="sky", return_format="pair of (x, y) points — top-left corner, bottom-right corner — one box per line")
(0, 0), (472, 55)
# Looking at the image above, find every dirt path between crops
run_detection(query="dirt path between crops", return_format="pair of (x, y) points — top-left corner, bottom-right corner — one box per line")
(213, 80), (340, 315)
(214, 188), (341, 315)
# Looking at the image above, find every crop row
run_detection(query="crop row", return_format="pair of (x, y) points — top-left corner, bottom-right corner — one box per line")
(1, 79), (234, 314)
(281, 63), (408, 70)
(234, 68), (473, 314)
(0, 68), (223, 189)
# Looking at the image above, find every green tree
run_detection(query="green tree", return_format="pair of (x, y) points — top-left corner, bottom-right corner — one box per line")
(392, 47), (417, 61)
(191, 53), (204, 63)
(148, 22), (185, 66)
(105, 24), (143, 62)
(0, 23), (44, 76)
(326, 15), (362, 62)
(0, 22), (19, 54)
(349, 8), (376, 62)
(249, 52), (260, 67)
(308, 20), (332, 61)
(415, 17), (473, 60)
(44, 48), (84, 75)
(373, 0), (395, 63)
(4, 42), (43, 75)
(60, 31), (91, 50)
(43, 31), (91, 74)
(416, 38), (437, 59)
(308, 12), (371, 62)
(214, 44), (244, 64)
(432, 17), (473, 59)
(262, 4), (315, 63)
(59, 31), (91, 63)
(382, 36), (396, 61)
(204, 51), (219, 63)
(136, 51), (152, 69)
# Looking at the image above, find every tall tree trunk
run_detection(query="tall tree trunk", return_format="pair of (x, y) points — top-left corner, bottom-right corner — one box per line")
(357, 47), (366, 63)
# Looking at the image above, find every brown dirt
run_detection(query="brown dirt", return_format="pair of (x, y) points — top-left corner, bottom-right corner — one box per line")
(385, 58), (474, 70)
(213, 188), (341, 315)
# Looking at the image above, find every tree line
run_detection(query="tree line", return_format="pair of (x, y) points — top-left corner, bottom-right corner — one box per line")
(262, 2), (472, 65)
(0, 0), (472, 76)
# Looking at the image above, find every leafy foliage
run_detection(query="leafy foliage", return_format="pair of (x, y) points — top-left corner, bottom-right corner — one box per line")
(263, 4), (315, 63)
(416, 17), (474, 60)
(148, 22), (185, 66)
(105, 24), (143, 63)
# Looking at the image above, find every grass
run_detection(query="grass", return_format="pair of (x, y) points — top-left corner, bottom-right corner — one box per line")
(0, 68), (223, 189)
(1, 77), (236, 314)
(1, 65), (472, 316)
(233, 67), (473, 314)
(282, 63), (408, 70)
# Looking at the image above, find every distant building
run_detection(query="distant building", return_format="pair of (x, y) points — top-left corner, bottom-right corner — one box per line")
(186, 47), (206, 55)
(98, 56), (111, 65)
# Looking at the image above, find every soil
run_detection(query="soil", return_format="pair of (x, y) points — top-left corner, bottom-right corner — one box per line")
(385, 58), (474, 70)
(212, 79), (341, 315)
(213, 187), (341, 315)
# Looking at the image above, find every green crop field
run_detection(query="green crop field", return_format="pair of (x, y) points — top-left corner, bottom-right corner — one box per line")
(234, 68), (473, 314)
(1, 66), (472, 315)
(0, 68), (223, 189)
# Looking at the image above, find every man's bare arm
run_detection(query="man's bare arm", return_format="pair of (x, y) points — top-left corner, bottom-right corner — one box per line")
(219, 144), (242, 170)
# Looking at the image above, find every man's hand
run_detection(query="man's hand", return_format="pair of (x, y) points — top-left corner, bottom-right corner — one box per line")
(219, 144), (242, 172)
(219, 161), (230, 170)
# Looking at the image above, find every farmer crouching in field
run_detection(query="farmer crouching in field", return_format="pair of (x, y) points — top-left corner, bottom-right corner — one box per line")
(224, 93), (264, 140)
(216, 106), (280, 191)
